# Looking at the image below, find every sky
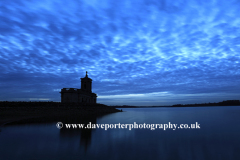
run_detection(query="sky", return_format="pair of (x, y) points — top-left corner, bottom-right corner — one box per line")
(0, 0), (240, 106)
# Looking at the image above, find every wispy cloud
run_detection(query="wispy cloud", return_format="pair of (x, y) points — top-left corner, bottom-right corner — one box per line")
(0, 0), (240, 105)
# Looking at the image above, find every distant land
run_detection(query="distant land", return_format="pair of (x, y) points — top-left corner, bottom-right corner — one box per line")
(172, 100), (240, 107)
(110, 100), (240, 108)
(1, 100), (240, 109)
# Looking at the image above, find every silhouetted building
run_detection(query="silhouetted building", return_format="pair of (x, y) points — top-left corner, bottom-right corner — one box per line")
(60, 71), (97, 103)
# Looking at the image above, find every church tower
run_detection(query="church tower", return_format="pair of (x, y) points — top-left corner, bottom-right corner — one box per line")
(81, 71), (92, 93)
(60, 71), (97, 103)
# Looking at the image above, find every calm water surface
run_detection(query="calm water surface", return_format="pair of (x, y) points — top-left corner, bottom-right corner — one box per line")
(0, 106), (240, 160)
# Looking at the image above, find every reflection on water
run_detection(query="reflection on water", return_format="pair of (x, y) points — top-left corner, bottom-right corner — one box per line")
(59, 117), (97, 151)
(0, 106), (240, 160)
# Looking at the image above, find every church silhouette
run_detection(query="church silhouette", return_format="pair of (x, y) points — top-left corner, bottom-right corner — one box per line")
(60, 71), (97, 103)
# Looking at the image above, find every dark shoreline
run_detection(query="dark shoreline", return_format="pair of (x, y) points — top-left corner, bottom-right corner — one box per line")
(172, 100), (240, 107)
(0, 102), (121, 126)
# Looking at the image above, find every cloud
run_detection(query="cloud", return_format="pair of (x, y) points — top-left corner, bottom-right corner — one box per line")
(0, 0), (240, 105)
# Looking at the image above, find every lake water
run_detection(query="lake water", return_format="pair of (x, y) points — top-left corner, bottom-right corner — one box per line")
(0, 106), (240, 160)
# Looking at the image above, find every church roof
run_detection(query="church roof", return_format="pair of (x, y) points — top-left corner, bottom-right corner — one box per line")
(81, 71), (92, 81)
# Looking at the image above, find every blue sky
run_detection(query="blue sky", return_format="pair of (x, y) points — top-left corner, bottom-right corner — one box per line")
(0, 0), (240, 106)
